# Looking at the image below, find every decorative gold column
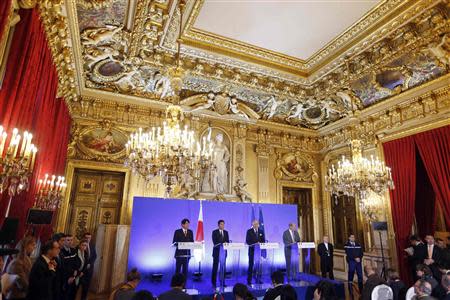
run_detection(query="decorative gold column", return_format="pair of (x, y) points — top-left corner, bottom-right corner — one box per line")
(255, 129), (271, 203)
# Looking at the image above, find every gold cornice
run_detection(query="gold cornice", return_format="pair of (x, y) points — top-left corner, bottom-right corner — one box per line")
(182, 0), (414, 75)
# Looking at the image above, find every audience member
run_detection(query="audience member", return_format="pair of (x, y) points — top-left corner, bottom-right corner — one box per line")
(424, 235), (442, 280)
(233, 283), (256, 300)
(109, 268), (142, 300)
(52, 233), (66, 300)
(362, 265), (386, 300)
(387, 269), (407, 300)
(416, 264), (438, 290)
(81, 232), (97, 300)
(313, 280), (338, 300)
(436, 238), (450, 269)
(409, 235), (427, 281)
(5, 236), (36, 300)
(62, 234), (76, 257)
(66, 239), (89, 300)
(131, 290), (154, 300)
(263, 271), (285, 300)
(442, 273), (450, 300)
(27, 240), (60, 300)
(413, 279), (436, 299)
(158, 273), (191, 300)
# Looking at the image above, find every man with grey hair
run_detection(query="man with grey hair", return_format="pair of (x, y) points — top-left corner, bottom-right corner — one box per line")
(282, 223), (301, 281)
(246, 220), (265, 285)
(442, 273), (450, 300)
(414, 279), (436, 299)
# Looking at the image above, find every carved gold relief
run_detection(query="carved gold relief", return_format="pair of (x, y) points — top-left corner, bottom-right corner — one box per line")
(274, 151), (316, 183)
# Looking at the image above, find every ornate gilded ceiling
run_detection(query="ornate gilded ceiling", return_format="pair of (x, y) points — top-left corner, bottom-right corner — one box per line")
(67, 0), (449, 129)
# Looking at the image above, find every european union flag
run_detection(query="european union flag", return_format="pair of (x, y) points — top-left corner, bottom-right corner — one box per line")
(259, 206), (267, 258)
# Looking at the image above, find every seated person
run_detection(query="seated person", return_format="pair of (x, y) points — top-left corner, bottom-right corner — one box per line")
(232, 283), (256, 300)
(263, 271), (297, 300)
(109, 268), (141, 300)
(158, 273), (191, 300)
(313, 280), (338, 300)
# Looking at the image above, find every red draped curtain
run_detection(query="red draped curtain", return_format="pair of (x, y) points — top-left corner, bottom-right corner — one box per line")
(415, 126), (450, 229)
(0, 8), (71, 240)
(383, 125), (450, 284)
(383, 136), (417, 284)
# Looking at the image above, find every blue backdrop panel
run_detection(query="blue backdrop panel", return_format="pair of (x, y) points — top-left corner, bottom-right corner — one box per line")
(128, 197), (298, 279)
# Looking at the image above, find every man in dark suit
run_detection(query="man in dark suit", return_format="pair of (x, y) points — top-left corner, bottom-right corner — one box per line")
(362, 265), (385, 300)
(424, 235), (442, 280)
(344, 234), (364, 295)
(409, 235), (427, 281)
(413, 279), (436, 300)
(282, 223), (301, 281)
(52, 232), (66, 300)
(173, 218), (194, 279)
(317, 235), (334, 279)
(246, 219), (265, 285)
(211, 219), (230, 288)
(158, 273), (192, 300)
(27, 240), (60, 300)
(81, 232), (97, 300)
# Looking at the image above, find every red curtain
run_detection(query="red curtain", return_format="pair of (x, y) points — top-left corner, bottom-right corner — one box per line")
(414, 151), (436, 236)
(415, 126), (450, 229)
(383, 136), (416, 284)
(0, 8), (71, 239)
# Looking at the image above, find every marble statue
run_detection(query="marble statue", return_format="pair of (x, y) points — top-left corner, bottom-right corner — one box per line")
(201, 133), (230, 194)
(175, 169), (197, 199)
(84, 46), (119, 69)
(322, 100), (343, 119)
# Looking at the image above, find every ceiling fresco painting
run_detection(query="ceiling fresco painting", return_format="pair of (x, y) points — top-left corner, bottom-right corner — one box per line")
(71, 0), (450, 129)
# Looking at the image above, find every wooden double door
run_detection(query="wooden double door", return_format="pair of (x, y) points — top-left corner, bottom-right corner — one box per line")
(67, 169), (125, 239)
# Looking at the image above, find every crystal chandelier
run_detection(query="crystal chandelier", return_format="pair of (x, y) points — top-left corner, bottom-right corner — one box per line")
(325, 140), (394, 204)
(125, 105), (213, 196)
(124, 1), (214, 196)
(0, 126), (38, 217)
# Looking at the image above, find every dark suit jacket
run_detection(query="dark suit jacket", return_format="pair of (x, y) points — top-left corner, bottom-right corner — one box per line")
(344, 241), (363, 262)
(317, 242), (334, 264)
(263, 285), (284, 300)
(212, 229), (229, 259)
(173, 228), (194, 258)
(246, 228), (265, 255)
(26, 256), (56, 300)
(158, 288), (192, 300)
(412, 242), (427, 264)
(361, 274), (385, 300)
(86, 242), (97, 275)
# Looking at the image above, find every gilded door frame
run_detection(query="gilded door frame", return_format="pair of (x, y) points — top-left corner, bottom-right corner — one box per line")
(56, 159), (131, 233)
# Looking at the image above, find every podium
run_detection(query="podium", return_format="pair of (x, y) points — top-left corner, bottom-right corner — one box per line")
(177, 242), (203, 251)
(250, 242), (279, 285)
(286, 242), (300, 281)
(214, 242), (245, 289)
(299, 242), (316, 274)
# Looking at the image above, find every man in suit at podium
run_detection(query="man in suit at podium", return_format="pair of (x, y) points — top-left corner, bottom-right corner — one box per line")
(282, 223), (301, 280)
(246, 220), (265, 285)
(211, 219), (230, 288)
(173, 218), (194, 279)
(317, 235), (334, 279)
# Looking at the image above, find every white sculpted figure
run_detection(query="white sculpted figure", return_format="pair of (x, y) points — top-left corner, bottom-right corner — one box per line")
(260, 95), (279, 119)
(84, 47), (119, 69)
(229, 97), (249, 119)
(423, 34), (449, 68)
(191, 93), (215, 112)
(115, 69), (141, 90)
(287, 101), (305, 120)
(81, 25), (123, 46)
(202, 133), (230, 194)
(234, 178), (252, 202)
(322, 100), (343, 119)
(148, 72), (172, 98)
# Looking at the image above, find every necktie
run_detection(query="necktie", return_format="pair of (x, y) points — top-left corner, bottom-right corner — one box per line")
(428, 245), (433, 258)
(290, 230), (294, 242)
(184, 230), (187, 236)
(220, 230), (223, 238)
(87, 245), (90, 258)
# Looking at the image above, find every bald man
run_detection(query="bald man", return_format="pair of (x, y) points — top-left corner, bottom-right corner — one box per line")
(282, 223), (301, 281)
(246, 220), (265, 285)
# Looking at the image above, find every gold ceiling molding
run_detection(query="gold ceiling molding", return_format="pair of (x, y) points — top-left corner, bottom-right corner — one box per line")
(38, 0), (78, 104)
(181, 0), (411, 75)
(318, 76), (450, 152)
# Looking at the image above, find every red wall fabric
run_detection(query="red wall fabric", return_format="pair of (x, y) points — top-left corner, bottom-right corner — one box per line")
(0, 8), (71, 240)
(383, 136), (417, 284)
(415, 126), (450, 229)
